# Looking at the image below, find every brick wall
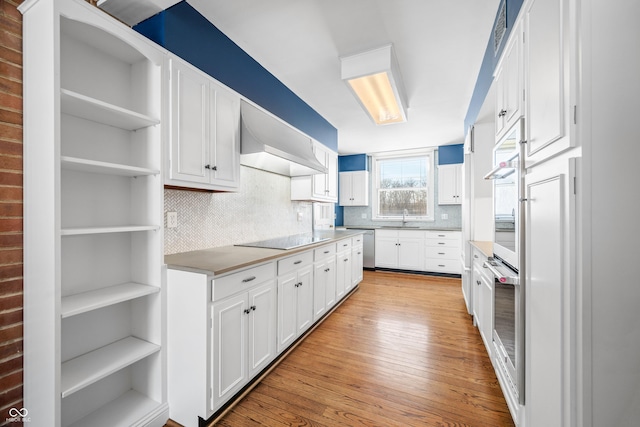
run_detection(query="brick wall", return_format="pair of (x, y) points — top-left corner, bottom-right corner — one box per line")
(0, 0), (23, 423)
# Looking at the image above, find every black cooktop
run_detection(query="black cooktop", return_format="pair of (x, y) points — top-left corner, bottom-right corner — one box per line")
(235, 233), (330, 250)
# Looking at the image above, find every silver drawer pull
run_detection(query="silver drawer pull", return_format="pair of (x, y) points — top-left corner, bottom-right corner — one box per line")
(358, 252), (362, 255)
(242, 276), (256, 283)
(438, 264), (446, 267)
(343, 243), (348, 247)
(324, 250), (330, 254)
(438, 234), (446, 237)
(294, 260), (302, 265)
(344, 258), (349, 262)
(438, 242), (445, 245)
(438, 252), (445, 255)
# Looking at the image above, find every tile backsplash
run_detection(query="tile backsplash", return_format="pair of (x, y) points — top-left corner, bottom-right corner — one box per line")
(164, 166), (312, 254)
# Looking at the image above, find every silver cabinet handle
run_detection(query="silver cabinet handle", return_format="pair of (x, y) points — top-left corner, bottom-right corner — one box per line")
(483, 261), (519, 285)
(294, 260), (302, 265)
(242, 276), (256, 283)
(324, 250), (330, 254)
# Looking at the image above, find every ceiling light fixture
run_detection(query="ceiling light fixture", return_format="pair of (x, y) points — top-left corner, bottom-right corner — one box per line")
(340, 44), (408, 126)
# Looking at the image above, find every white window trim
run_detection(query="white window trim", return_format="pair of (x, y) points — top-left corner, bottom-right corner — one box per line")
(371, 148), (435, 222)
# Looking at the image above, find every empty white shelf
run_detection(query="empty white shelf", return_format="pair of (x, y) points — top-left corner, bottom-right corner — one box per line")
(62, 283), (160, 318)
(61, 89), (160, 131)
(61, 225), (159, 236)
(67, 389), (163, 427)
(61, 156), (160, 177)
(61, 336), (160, 398)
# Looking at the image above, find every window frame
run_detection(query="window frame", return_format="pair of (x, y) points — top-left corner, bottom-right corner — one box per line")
(371, 149), (435, 222)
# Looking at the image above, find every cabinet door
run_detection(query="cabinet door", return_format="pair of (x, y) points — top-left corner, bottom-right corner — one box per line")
(350, 171), (369, 206)
(525, 0), (570, 161)
(211, 293), (247, 410)
(375, 236), (399, 268)
(480, 272), (493, 356)
(438, 164), (461, 205)
(210, 84), (240, 189)
(326, 150), (338, 200)
(170, 61), (210, 184)
(296, 266), (314, 335)
(312, 146), (328, 199)
(525, 162), (573, 427)
(341, 252), (353, 294)
(494, 65), (507, 137)
(351, 246), (363, 287)
(397, 237), (424, 271)
(247, 281), (276, 377)
(335, 251), (347, 300)
(313, 262), (328, 320)
(325, 257), (337, 309)
(472, 264), (483, 322)
(504, 22), (522, 125)
(277, 272), (298, 353)
(338, 172), (353, 206)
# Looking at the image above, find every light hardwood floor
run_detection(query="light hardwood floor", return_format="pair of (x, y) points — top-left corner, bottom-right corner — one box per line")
(171, 270), (515, 427)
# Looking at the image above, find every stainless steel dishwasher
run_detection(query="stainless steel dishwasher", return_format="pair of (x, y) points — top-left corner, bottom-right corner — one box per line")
(348, 228), (375, 269)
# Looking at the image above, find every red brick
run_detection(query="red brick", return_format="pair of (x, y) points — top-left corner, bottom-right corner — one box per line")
(0, 29), (20, 53)
(0, 155), (21, 171)
(0, 309), (21, 328)
(0, 123), (20, 143)
(0, 293), (20, 311)
(0, 324), (21, 342)
(0, 340), (21, 360)
(0, 46), (19, 67)
(0, 219), (20, 233)
(0, 370), (21, 393)
(0, 385), (23, 412)
(0, 76), (20, 97)
(0, 233), (21, 248)
(0, 2), (22, 23)
(0, 187), (21, 201)
(0, 90), (21, 112)
(0, 16), (21, 37)
(0, 249), (20, 264)
(0, 279), (22, 294)
(0, 265), (21, 281)
(0, 61), (20, 81)
(0, 203), (20, 217)
(0, 92), (22, 113)
(0, 172), (20, 187)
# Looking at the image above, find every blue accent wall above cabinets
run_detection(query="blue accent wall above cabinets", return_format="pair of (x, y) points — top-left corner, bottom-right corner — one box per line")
(438, 144), (464, 165)
(338, 154), (368, 172)
(464, 0), (524, 134)
(134, 1), (337, 151)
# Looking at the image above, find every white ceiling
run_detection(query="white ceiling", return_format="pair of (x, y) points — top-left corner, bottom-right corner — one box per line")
(115, 1), (500, 155)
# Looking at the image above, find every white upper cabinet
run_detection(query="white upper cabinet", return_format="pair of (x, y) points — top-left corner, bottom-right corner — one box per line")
(339, 171), (369, 206)
(524, 0), (572, 163)
(495, 20), (524, 139)
(167, 57), (240, 191)
(437, 164), (462, 205)
(291, 142), (338, 202)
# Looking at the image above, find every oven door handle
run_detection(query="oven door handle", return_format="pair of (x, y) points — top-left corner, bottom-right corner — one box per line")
(483, 161), (518, 180)
(483, 261), (520, 285)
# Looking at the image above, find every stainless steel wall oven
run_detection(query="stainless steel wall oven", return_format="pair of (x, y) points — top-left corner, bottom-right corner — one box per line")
(484, 118), (525, 404)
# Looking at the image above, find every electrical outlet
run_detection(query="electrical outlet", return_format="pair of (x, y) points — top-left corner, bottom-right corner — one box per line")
(297, 211), (303, 222)
(441, 213), (448, 220)
(167, 211), (178, 228)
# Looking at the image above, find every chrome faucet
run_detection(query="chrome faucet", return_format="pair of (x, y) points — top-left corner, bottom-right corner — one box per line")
(402, 209), (409, 226)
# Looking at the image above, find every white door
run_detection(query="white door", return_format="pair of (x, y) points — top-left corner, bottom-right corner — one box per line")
(313, 262), (328, 320)
(438, 164), (461, 205)
(335, 251), (348, 300)
(375, 236), (399, 268)
(312, 146), (328, 199)
(525, 162), (573, 427)
(338, 172), (353, 206)
(211, 293), (247, 410)
(350, 171), (369, 206)
(247, 281), (276, 377)
(296, 266), (314, 335)
(210, 84), (240, 189)
(171, 61), (210, 184)
(342, 253), (353, 293)
(326, 151), (338, 200)
(397, 237), (424, 271)
(325, 257), (337, 309)
(351, 247), (363, 287)
(480, 273), (493, 355)
(277, 272), (298, 352)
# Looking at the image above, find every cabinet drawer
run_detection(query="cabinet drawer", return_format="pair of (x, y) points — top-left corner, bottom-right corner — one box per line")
(351, 234), (364, 247)
(277, 250), (313, 276)
(425, 231), (460, 242)
(336, 238), (352, 252)
(213, 262), (275, 301)
(425, 246), (460, 260)
(425, 239), (461, 249)
(314, 244), (336, 261)
(424, 259), (461, 274)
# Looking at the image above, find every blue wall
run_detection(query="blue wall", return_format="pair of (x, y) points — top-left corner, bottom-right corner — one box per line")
(438, 144), (464, 165)
(135, 1), (338, 151)
(464, 0), (524, 134)
(338, 154), (368, 172)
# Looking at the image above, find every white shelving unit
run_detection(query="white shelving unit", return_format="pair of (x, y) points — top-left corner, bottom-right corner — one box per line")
(20, 0), (168, 426)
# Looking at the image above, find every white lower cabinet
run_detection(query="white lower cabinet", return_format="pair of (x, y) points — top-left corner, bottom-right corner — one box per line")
(277, 252), (314, 353)
(211, 280), (276, 412)
(472, 248), (493, 357)
(351, 236), (364, 287)
(335, 238), (353, 299)
(313, 244), (337, 319)
(424, 230), (462, 274)
(375, 229), (424, 270)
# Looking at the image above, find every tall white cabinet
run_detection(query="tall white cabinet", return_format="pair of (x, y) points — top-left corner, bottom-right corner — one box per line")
(20, 0), (167, 426)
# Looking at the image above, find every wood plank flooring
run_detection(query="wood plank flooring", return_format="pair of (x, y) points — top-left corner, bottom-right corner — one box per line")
(173, 270), (515, 427)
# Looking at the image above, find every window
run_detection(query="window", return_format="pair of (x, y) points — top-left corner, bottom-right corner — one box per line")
(372, 150), (434, 221)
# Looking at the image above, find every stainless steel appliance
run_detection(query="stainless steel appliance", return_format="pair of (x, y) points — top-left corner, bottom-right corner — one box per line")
(347, 228), (375, 269)
(484, 118), (525, 404)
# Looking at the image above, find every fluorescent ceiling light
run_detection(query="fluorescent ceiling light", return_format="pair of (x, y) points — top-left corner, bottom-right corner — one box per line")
(341, 44), (408, 125)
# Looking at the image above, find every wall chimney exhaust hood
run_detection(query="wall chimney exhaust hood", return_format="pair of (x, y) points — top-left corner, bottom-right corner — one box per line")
(240, 100), (328, 177)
